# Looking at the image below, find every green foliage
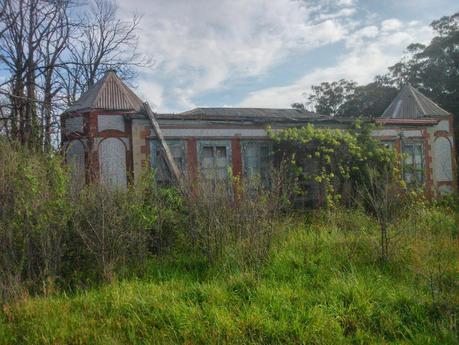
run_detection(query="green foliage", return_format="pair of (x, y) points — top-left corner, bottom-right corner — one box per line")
(296, 11), (459, 173)
(0, 207), (457, 344)
(294, 78), (398, 117)
(0, 140), (188, 297)
(386, 12), (459, 115)
(301, 79), (357, 116)
(340, 79), (399, 117)
(269, 122), (398, 207)
(0, 139), (72, 299)
(182, 174), (290, 267)
(1, 139), (457, 344)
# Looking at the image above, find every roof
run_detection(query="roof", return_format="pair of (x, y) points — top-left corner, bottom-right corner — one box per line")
(65, 70), (146, 114)
(382, 84), (450, 119)
(154, 107), (326, 123)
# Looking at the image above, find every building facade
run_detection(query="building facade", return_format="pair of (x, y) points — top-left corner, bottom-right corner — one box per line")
(62, 70), (456, 197)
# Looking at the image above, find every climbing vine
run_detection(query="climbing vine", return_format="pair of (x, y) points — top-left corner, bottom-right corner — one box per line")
(269, 121), (399, 207)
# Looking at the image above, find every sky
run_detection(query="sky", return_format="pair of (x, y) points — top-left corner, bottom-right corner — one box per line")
(119, 0), (458, 113)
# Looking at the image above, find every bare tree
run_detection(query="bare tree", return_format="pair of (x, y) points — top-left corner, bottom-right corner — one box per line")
(38, 0), (71, 150)
(358, 165), (407, 264)
(0, 0), (148, 149)
(60, 0), (149, 106)
(0, 0), (72, 147)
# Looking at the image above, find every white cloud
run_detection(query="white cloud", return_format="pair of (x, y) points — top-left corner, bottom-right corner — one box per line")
(381, 19), (403, 31)
(119, 0), (357, 111)
(135, 80), (164, 111)
(335, 0), (355, 6)
(238, 21), (433, 108)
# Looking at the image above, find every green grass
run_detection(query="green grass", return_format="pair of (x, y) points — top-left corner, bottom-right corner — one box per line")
(1, 210), (458, 345)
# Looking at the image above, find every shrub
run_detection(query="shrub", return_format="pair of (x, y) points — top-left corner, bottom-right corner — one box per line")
(182, 169), (293, 267)
(0, 139), (72, 301)
(71, 184), (149, 281)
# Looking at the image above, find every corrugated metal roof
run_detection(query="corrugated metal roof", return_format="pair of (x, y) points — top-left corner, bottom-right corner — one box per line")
(171, 107), (325, 122)
(65, 70), (146, 114)
(382, 84), (450, 119)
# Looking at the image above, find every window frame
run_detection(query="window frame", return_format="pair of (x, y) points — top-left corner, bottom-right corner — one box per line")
(150, 140), (187, 182)
(401, 141), (425, 186)
(241, 140), (273, 185)
(198, 140), (232, 180)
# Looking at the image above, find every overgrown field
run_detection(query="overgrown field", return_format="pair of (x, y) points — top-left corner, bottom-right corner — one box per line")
(1, 139), (458, 344)
(1, 207), (458, 345)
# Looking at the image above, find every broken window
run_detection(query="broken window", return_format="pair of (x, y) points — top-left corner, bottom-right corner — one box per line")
(198, 141), (231, 180)
(402, 142), (424, 185)
(241, 141), (272, 186)
(150, 140), (187, 183)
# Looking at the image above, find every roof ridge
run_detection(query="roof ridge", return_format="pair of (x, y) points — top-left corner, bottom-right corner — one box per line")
(408, 85), (427, 115)
(411, 86), (450, 115)
(382, 83), (450, 119)
(65, 70), (146, 114)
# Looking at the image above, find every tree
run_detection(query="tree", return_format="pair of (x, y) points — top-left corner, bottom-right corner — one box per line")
(0, 0), (69, 146)
(358, 164), (407, 264)
(295, 12), (458, 117)
(0, 0), (148, 150)
(294, 78), (397, 117)
(60, 0), (148, 106)
(38, 0), (71, 151)
(385, 12), (459, 169)
(297, 79), (357, 116)
(339, 78), (398, 117)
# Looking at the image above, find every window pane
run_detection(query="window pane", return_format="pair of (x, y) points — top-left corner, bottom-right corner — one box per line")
(215, 146), (227, 167)
(259, 145), (270, 169)
(402, 142), (424, 185)
(404, 144), (414, 164)
(245, 145), (258, 177)
(151, 140), (186, 182)
(414, 145), (423, 166)
(416, 171), (423, 183)
(201, 146), (214, 169)
(215, 147), (228, 179)
(199, 142), (230, 180)
(242, 142), (272, 187)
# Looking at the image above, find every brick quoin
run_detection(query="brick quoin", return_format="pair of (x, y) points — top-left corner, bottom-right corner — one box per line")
(231, 138), (242, 178)
(187, 138), (198, 180)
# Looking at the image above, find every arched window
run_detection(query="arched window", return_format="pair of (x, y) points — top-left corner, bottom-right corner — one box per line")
(434, 137), (453, 182)
(98, 138), (127, 189)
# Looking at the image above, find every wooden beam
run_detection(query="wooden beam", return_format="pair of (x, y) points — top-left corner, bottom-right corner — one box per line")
(143, 102), (181, 183)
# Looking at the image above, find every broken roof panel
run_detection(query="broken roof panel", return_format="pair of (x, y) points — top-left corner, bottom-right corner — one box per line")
(65, 70), (146, 114)
(382, 84), (450, 119)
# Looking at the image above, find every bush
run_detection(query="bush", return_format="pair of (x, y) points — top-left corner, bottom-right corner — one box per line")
(182, 169), (293, 268)
(0, 139), (71, 300)
(0, 141), (187, 300)
(71, 184), (150, 282)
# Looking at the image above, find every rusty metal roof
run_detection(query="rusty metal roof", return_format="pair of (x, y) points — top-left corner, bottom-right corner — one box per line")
(382, 84), (450, 119)
(171, 107), (326, 122)
(65, 70), (146, 114)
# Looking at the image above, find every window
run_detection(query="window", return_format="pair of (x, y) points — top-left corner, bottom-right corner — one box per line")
(150, 140), (186, 182)
(402, 142), (424, 185)
(241, 141), (272, 186)
(99, 138), (127, 189)
(198, 141), (231, 179)
(380, 140), (395, 150)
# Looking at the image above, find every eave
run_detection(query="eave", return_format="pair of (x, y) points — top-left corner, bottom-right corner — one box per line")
(375, 118), (439, 126)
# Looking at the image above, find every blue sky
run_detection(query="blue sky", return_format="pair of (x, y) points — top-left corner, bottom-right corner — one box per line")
(121, 0), (458, 112)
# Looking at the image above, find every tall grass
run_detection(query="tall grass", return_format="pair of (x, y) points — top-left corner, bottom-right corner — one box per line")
(0, 207), (457, 344)
(0, 139), (457, 343)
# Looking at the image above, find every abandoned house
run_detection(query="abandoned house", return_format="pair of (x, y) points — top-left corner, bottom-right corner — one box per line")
(62, 70), (457, 198)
